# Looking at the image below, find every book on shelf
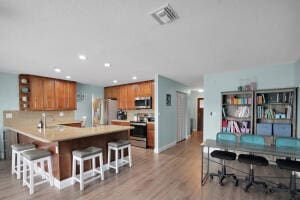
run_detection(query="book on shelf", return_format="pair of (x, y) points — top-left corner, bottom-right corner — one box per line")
(227, 95), (251, 105)
(286, 105), (292, 119)
(222, 107), (226, 118)
(234, 106), (250, 118)
(226, 120), (249, 134)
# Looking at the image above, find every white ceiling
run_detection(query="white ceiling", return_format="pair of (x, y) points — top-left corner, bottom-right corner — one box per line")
(0, 0), (300, 88)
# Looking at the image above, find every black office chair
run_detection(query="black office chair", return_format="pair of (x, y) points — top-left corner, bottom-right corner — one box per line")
(238, 135), (269, 192)
(274, 137), (300, 200)
(209, 132), (239, 186)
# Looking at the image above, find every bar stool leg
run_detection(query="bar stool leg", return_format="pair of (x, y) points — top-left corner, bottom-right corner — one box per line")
(47, 157), (53, 186)
(115, 148), (119, 174)
(29, 161), (34, 195)
(92, 157), (96, 176)
(72, 157), (76, 184)
(108, 146), (111, 169)
(41, 160), (45, 179)
(79, 159), (84, 190)
(99, 153), (104, 181)
(121, 148), (124, 162)
(128, 145), (132, 167)
(11, 150), (16, 175)
(22, 159), (27, 186)
(16, 152), (21, 179)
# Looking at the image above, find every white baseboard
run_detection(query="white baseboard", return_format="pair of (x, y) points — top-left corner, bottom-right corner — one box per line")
(154, 141), (176, 154)
(53, 157), (128, 189)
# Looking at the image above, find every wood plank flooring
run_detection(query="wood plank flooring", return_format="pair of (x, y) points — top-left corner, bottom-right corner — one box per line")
(0, 133), (292, 200)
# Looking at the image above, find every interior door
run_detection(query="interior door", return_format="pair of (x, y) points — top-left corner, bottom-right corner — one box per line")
(176, 92), (187, 142)
(197, 98), (204, 132)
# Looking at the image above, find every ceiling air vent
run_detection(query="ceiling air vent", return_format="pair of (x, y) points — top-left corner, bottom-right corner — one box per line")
(150, 4), (179, 25)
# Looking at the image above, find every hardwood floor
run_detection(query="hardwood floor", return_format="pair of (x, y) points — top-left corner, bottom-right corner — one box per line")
(0, 133), (292, 200)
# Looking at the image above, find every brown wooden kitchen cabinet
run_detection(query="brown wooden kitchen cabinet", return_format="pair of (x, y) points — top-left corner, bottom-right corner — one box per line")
(66, 81), (77, 110)
(104, 86), (119, 99)
(111, 121), (130, 139)
(43, 78), (56, 110)
(19, 74), (77, 111)
(147, 123), (155, 148)
(118, 85), (128, 110)
(104, 80), (154, 110)
(29, 76), (44, 110)
(127, 84), (137, 110)
(54, 80), (67, 110)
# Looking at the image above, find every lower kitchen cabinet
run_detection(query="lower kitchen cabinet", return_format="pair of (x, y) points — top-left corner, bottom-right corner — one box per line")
(147, 123), (155, 149)
(112, 121), (130, 139)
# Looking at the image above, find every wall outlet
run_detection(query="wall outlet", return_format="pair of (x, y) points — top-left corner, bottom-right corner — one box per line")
(5, 113), (12, 119)
(59, 112), (64, 117)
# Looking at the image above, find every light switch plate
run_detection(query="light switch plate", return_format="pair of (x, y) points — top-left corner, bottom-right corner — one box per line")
(5, 113), (12, 119)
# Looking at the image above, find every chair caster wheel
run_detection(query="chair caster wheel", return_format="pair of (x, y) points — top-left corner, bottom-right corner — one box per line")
(210, 175), (213, 180)
(235, 180), (239, 187)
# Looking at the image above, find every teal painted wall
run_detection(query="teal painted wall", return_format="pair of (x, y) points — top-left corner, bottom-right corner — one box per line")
(0, 72), (19, 157)
(75, 83), (104, 127)
(188, 90), (204, 130)
(295, 60), (300, 134)
(203, 63), (298, 141)
(155, 74), (190, 153)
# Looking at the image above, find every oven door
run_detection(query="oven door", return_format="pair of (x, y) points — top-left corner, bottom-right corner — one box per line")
(130, 123), (147, 138)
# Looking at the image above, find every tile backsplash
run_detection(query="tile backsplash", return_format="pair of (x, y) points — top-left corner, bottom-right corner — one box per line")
(125, 109), (154, 121)
(3, 110), (75, 126)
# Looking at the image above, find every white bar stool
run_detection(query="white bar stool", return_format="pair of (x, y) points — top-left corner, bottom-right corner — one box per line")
(72, 147), (104, 190)
(107, 140), (132, 174)
(22, 149), (53, 195)
(11, 144), (36, 179)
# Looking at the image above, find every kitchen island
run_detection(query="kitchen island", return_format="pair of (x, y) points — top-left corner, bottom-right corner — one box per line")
(4, 124), (132, 189)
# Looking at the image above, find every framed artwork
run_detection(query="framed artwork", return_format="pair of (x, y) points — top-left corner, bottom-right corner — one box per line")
(166, 94), (171, 106)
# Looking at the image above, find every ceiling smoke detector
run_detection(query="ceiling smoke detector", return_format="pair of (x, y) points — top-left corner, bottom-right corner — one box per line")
(150, 4), (179, 25)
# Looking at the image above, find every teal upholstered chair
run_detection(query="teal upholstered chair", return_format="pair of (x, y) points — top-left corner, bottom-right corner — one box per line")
(209, 132), (239, 186)
(275, 137), (300, 200)
(238, 134), (269, 192)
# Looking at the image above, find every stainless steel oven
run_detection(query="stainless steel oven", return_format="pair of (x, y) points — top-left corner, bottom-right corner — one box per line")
(134, 97), (152, 109)
(130, 121), (147, 148)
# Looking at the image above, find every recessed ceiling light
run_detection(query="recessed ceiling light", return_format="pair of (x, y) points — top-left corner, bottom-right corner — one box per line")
(104, 63), (111, 68)
(198, 89), (204, 93)
(66, 75), (71, 79)
(78, 54), (87, 60)
(132, 76), (137, 80)
(113, 80), (118, 84)
(54, 68), (61, 73)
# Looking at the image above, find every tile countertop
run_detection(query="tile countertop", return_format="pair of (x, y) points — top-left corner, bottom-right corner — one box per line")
(4, 124), (133, 143)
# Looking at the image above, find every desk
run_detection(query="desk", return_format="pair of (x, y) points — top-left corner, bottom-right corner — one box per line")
(201, 139), (300, 185)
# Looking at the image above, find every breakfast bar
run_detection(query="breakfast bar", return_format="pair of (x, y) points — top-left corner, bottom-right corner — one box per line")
(4, 124), (132, 188)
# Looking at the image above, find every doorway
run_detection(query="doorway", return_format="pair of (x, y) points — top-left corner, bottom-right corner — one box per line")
(176, 92), (187, 142)
(197, 98), (204, 134)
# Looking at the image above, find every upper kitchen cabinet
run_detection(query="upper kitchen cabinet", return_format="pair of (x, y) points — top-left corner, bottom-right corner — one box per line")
(19, 74), (77, 111)
(65, 81), (77, 110)
(28, 76), (44, 110)
(104, 80), (154, 110)
(43, 78), (56, 110)
(54, 80), (67, 110)
(136, 81), (153, 97)
(118, 85), (128, 110)
(104, 86), (119, 99)
(127, 84), (137, 110)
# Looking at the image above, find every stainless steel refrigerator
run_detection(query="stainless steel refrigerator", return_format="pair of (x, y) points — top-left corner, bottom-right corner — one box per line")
(92, 99), (117, 126)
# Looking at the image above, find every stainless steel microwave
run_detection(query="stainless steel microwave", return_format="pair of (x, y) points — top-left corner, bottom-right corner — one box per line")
(134, 97), (152, 109)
